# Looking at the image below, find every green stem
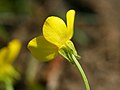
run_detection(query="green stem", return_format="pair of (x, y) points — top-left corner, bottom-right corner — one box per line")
(72, 54), (90, 90)
(5, 78), (14, 90)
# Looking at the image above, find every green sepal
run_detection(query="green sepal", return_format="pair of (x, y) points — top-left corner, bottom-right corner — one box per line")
(58, 40), (80, 63)
(66, 40), (80, 59)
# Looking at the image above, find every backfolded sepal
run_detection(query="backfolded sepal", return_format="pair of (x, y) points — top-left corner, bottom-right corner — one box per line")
(59, 40), (80, 63)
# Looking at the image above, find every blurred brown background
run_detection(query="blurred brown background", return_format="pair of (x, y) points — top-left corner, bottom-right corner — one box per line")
(0, 0), (120, 90)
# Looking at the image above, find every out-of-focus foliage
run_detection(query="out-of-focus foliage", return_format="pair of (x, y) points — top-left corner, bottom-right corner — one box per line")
(0, 0), (31, 25)
(0, 26), (8, 41)
(73, 28), (90, 46)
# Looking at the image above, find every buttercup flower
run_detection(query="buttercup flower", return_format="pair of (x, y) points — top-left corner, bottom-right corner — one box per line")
(0, 39), (21, 79)
(28, 10), (79, 62)
(27, 10), (90, 90)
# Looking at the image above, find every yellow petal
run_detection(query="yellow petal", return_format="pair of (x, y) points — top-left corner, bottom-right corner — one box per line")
(66, 9), (75, 39)
(0, 39), (21, 64)
(27, 36), (58, 61)
(43, 16), (68, 47)
(6, 39), (21, 64)
(0, 47), (8, 65)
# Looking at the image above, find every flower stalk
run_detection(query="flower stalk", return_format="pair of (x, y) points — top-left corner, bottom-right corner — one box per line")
(71, 54), (90, 90)
(59, 44), (90, 90)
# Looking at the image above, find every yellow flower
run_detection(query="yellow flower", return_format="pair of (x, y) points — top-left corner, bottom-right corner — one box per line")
(0, 39), (21, 78)
(28, 10), (79, 62)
